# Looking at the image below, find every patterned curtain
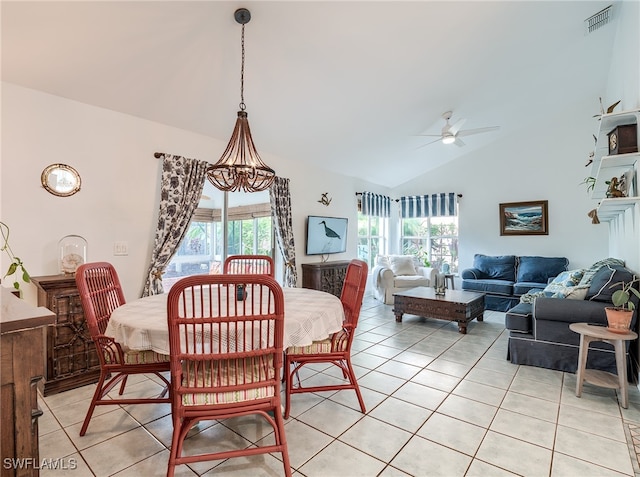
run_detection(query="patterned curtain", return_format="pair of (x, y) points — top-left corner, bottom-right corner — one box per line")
(361, 191), (391, 217)
(400, 193), (458, 218)
(269, 176), (298, 287)
(142, 154), (209, 296)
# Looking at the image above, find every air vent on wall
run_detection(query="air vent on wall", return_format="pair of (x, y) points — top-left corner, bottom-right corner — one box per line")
(585, 5), (613, 34)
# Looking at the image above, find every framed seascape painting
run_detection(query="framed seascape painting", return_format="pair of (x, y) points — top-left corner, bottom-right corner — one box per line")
(499, 200), (549, 236)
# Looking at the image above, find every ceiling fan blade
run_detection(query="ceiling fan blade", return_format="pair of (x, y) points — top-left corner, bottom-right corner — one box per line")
(449, 118), (466, 135)
(454, 137), (466, 147)
(456, 126), (500, 138)
(412, 134), (442, 137)
(415, 138), (442, 150)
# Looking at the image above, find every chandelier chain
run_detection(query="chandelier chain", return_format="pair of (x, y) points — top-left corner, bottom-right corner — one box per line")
(239, 24), (246, 111)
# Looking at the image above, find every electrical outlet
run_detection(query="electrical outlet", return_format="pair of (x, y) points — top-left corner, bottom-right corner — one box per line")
(113, 241), (128, 256)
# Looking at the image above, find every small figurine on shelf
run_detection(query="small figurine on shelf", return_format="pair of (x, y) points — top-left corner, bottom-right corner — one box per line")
(605, 176), (626, 198)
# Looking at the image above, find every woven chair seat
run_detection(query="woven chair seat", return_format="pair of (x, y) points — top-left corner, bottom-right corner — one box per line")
(124, 350), (171, 365)
(181, 357), (276, 405)
(102, 343), (170, 365)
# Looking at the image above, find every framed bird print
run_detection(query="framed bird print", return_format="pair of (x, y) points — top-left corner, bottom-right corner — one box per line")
(306, 215), (348, 255)
(499, 200), (548, 236)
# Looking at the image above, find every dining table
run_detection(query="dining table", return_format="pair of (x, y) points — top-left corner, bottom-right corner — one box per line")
(105, 286), (345, 354)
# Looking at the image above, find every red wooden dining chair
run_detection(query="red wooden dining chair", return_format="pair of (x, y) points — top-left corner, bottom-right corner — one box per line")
(284, 259), (368, 419)
(223, 254), (275, 277)
(166, 273), (291, 477)
(75, 262), (171, 436)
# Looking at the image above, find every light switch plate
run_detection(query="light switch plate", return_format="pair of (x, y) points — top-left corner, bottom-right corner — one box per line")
(114, 241), (128, 256)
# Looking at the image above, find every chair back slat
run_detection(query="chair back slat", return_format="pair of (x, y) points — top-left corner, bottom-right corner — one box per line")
(223, 255), (275, 277)
(75, 262), (126, 337)
(340, 259), (368, 329)
(167, 274), (284, 403)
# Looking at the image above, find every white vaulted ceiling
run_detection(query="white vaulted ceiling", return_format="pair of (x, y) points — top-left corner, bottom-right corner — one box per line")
(1, 1), (620, 187)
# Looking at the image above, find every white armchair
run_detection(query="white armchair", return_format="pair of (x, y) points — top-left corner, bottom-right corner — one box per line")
(371, 255), (437, 305)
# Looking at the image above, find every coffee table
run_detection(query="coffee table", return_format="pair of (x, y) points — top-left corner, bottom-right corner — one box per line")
(392, 287), (485, 334)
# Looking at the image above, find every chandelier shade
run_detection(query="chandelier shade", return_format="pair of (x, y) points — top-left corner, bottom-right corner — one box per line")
(207, 111), (275, 192)
(207, 8), (275, 193)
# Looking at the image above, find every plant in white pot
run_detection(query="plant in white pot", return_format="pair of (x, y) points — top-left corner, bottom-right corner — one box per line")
(606, 278), (640, 333)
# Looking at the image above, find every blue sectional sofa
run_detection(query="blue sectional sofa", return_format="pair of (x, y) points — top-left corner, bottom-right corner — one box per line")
(461, 254), (569, 311)
(505, 260), (639, 377)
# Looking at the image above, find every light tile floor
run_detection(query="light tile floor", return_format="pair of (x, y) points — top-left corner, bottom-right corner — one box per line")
(38, 296), (640, 476)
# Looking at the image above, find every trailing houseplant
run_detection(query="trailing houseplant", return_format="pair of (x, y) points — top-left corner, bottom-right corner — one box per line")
(0, 221), (30, 290)
(605, 277), (640, 333)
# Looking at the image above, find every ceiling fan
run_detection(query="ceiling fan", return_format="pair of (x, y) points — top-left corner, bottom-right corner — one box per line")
(416, 111), (500, 149)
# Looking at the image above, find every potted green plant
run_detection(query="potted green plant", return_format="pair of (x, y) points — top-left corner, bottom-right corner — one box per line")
(0, 221), (30, 291)
(606, 277), (640, 333)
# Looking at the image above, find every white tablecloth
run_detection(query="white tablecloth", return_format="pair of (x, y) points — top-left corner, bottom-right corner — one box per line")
(105, 287), (344, 354)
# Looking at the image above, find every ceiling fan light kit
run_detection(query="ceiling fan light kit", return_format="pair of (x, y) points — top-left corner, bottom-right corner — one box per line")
(441, 134), (456, 145)
(207, 8), (276, 193)
(415, 110), (500, 149)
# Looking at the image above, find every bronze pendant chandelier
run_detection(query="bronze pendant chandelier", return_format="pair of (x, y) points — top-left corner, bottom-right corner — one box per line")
(207, 8), (275, 193)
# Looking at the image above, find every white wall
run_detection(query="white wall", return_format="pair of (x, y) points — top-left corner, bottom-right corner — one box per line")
(394, 97), (610, 272)
(0, 83), (384, 304)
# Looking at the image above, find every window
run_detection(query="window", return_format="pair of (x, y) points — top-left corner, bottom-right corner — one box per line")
(162, 203), (273, 290)
(357, 213), (388, 270)
(401, 215), (458, 272)
(357, 191), (391, 270)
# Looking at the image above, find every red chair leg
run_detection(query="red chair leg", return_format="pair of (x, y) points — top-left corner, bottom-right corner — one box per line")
(80, 371), (108, 436)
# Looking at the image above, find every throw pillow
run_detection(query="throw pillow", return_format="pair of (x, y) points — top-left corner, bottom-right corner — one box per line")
(376, 255), (391, 269)
(542, 270), (583, 297)
(389, 255), (417, 276)
(565, 286), (590, 300)
(587, 264), (636, 302)
(578, 257), (625, 287)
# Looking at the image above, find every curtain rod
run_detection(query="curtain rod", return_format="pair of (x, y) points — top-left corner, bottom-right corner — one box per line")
(154, 152), (166, 158)
(355, 192), (463, 200)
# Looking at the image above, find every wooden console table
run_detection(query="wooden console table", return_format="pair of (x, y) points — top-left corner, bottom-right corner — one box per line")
(1, 287), (55, 477)
(31, 275), (101, 396)
(301, 260), (350, 297)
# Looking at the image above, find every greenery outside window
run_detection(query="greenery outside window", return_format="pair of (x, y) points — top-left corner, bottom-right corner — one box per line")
(163, 204), (273, 290)
(401, 215), (458, 273)
(357, 213), (388, 270)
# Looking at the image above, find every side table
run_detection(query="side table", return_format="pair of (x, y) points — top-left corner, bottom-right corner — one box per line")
(569, 322), (637, 408)
(444, 274), (456, 290)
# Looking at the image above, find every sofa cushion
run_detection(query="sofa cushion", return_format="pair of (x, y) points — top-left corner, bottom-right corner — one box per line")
(393, 275), (429, 288)
(389, 255), (417, 276)
(516, 256), (569, 283)
(473, 254), (516, 281)
(513, 283), (545, 296)
(587, 264), (636, 302)
(461, 278), (513, 296)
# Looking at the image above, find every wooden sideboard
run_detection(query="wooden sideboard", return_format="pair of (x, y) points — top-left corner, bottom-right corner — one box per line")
(301, 260), (350, 297)
(30, 275), (100, 396)
(1, 287), (55, 477)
